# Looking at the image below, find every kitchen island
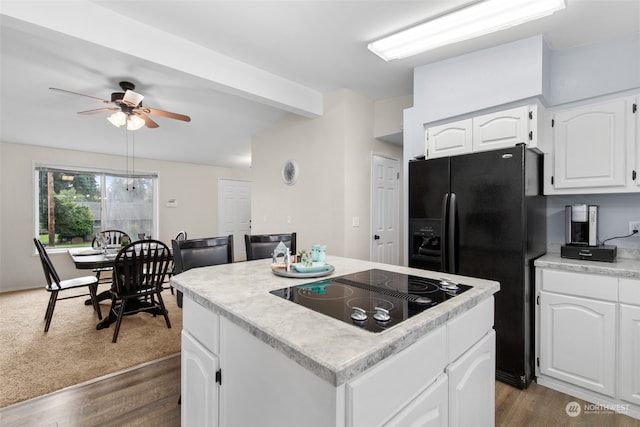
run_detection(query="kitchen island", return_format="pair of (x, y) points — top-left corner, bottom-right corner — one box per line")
(171, 256), (500, 427)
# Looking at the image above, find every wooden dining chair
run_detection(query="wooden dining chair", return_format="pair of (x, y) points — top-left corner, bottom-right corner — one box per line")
(244, 232), (296, 261)
(109, 239), (172, 343)
(33, 238), (102, 332)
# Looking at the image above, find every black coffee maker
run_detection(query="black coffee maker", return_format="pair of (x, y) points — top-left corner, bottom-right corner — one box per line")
(561, 204), (616, 262)
(565, 204), (598, 246)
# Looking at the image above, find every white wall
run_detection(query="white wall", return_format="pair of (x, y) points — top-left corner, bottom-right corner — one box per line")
(250, 89), (404, 261)
(549, 33), (640, 105)
(0, 142), (250, 292)
(547, 194), (640, 250)
(413, 35), (550, 124)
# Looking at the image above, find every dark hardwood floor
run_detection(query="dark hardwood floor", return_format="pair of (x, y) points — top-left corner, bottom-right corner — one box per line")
(0, 354), (181, 427)
(1, 354), (638, 426)
(496, 381), (640, 427)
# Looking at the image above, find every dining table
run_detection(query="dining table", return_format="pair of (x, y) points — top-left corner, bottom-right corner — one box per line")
(67, 246), (170, 330)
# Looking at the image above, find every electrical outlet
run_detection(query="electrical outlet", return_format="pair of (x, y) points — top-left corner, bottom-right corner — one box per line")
(630, 221), (640, 235)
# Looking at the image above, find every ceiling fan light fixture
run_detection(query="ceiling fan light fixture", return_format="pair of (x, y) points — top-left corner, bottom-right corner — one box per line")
(368, 0), (566, 61)
(127, 114), (146, 130)
(107, 111), (127, 127)
(122, 90), (144, 107)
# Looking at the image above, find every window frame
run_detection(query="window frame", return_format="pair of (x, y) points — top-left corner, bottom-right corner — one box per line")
(34, 162), (159, 253)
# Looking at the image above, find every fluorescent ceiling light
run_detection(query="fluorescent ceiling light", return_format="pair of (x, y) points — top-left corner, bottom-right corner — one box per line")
(368, 0), (566, 61)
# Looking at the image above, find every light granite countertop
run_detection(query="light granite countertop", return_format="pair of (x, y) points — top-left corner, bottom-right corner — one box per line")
(171, 256), (499, 386)
(535, 253), (640, 279)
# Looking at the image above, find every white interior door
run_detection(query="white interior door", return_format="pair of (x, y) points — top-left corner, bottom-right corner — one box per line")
(218, 179), (251, 262)
(371, 154), (399, 265)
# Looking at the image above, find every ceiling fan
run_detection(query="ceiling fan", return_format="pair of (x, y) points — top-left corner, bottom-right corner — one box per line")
(50, 81), (191, 130)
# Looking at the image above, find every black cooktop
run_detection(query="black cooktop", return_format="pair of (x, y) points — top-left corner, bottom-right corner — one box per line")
(270, 269), (472, 333)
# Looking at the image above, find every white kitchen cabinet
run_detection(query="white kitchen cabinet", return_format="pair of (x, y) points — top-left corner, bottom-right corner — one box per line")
(426, 118), (473, 159)
(447, 330), (495, 427)
(426, 104), (544, 159)
(636, 96), (640, 189)
(384, 373), (448, 427)
(619, 278), (640, 406)
(347, 327), (446, 427)
(545, 96), (639, 194)
(538, 291), (616, 397)
(536, 267), (640, 420)
(181, 297), (221, 427)
(472, 105), (535, 153)
(181, 331), (220, 427)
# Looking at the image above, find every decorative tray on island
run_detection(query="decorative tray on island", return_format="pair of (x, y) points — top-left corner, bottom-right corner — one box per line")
(271, 263), (335, 278)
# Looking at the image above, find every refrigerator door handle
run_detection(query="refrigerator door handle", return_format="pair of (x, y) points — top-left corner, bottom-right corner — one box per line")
(441, 193), (449, 272)
(448, 192), (457, 273)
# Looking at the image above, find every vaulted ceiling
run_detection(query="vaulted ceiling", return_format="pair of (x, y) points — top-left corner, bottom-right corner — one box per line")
(1, 1), (638, 168)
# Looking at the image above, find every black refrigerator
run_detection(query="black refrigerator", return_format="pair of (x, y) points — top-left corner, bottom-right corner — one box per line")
(408, 145), (546, 389)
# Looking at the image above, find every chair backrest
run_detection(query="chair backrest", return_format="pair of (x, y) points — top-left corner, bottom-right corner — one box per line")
(92, 230), (131, 248)
(175, 230), (188, 241)
(33, 238), (61, 289)
(244, 232), (296, 261)
(172, 235), (233, 274)
(113, 240), (171, 295)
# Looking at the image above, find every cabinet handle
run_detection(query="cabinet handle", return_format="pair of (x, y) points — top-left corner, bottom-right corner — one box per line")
(633, 170), (637, 181)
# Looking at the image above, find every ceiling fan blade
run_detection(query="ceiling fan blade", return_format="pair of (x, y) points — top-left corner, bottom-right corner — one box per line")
(144, 107), (191, 122)
(77, 107), (119, 115)
(137, 112), (159, 128)
(50, 87), (110, 103)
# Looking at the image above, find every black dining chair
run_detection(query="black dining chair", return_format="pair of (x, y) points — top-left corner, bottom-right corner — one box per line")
(166, 231), (188, 295)
(171, 235), (234, 308)
(33, 238), (102, 332)
(90, 229), (131, 285)
(83, 229), (131, 306)
(109, 239), (172, 343)
(244, 232), (296, 261)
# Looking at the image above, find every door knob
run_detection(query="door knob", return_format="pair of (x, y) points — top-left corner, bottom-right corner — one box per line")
(374, 235), (380, 240)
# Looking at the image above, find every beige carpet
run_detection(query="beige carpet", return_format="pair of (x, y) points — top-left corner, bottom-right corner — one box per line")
(0, 285), (182, 407)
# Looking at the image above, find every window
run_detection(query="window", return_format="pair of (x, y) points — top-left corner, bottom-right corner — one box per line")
(35, 165), (158, 249)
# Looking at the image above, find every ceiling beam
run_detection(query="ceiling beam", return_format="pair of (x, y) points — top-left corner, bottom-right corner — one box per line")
(1, 0), (323, 118)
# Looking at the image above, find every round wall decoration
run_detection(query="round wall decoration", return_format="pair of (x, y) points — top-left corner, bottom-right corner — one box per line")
(282, 160), (299, 185)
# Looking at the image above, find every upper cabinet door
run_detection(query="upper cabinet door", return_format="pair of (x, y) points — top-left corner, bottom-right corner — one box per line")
(426, 118), (473, 159)
(552, 98), (627, 190)
(472, 106), (530, 153)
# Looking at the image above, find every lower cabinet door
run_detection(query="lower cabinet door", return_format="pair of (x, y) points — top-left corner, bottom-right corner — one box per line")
(182, 331), (219, 427)
(539, 291), (616, 396)
(447, 330), (495, 427)
(385, 373), (448, 427)
(620, 304), (640, 406)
